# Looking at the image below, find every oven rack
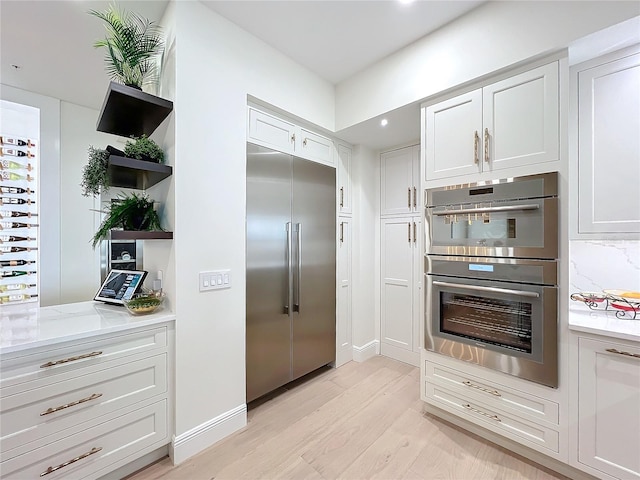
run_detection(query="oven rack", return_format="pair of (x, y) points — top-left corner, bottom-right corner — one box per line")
(446, 297), (531, 317)
(570, 292), (640, 320)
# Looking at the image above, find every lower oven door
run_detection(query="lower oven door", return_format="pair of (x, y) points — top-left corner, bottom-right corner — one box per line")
(425, 274), (558, 388)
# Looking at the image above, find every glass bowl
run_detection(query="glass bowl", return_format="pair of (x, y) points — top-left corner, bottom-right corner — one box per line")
(123, 292), (165, 315)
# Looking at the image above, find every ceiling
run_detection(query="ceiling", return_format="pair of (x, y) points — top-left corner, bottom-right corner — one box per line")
(1, 0), (484, 149)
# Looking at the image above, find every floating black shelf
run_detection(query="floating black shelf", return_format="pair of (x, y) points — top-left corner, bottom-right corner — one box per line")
(110, 230), (173, 241)
(97, 82), (173, 138)
(107, 155), (172, 190)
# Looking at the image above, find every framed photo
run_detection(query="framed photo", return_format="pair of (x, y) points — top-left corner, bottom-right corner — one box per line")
(94, 269), (147, 305)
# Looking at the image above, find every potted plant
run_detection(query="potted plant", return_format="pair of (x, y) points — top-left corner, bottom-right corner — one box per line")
(124, 135), (164, 163)
(80, 146), (110, 197)
(89, 4), (164, 89)
(92, 193), (163, 247)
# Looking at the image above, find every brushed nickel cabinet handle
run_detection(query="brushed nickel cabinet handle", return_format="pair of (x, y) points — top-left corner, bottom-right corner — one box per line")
(413, 187), (417, 209)
(40, 393), (102, 416)
(340, 187), (344, 208)
(408, 222), (411, 243)
(291, 133), (296, 143)
(474, 130), (480, 164)
(340, 222), (344, 244)
(303, 138), (308, 147)
(462, 380), (501, 397)
(407, 188), (411, 209)
(484, 128), (490, 163)
(463, 403), (501, 422)
(606, 348), (640, 359)
(40, 447), (102, 476)
(413, 222), (417, 243)
(40, 351), (103, 368)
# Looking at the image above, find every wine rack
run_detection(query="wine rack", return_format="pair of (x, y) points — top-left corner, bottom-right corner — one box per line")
(0, 112), (39, 305)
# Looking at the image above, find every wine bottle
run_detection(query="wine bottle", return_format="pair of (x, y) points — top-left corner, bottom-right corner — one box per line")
(0, 246), (37, 254)
(0, 186), (33, 194)
(0, 159), (33, 171)
(0, 148), (34, 158)
(0, 171), (33, 181)
(0, 283), (36, 292)
(0, 136), (36, 148)
(0, 293), (37, 304)
(0, 270), (36, 278)
(0, 222), (39, 229)
(0, 259), (35, 267)
(0, 235), (34, 243)
(0, 210), (38, 219)
(0, 197), (35, 205)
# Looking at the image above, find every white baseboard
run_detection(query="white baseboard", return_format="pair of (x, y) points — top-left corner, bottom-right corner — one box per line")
(170, 404), (247, 465)
(353, 340), (379, 362)
(380, 342), (420, 366)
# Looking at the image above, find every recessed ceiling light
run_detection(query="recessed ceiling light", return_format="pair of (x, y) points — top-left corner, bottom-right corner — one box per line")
(381, 118), (388, 127)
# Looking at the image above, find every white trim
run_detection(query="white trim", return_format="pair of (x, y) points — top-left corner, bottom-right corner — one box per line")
(352, 340), (379, 362)
(170, 404), (247, 465)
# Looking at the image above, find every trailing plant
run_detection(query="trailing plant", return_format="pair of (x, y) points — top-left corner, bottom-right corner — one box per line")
(89, 3), (164, 89)
(124, 135), (164, 163)
(92, 193), (163, 248)
(81, 146), (110, 197)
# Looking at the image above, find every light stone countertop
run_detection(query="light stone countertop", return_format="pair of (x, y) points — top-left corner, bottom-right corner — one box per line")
(0, 301), (175, 355)
(568, 304), (640, 342)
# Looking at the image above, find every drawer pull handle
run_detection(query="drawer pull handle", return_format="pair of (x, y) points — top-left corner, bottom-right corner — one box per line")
(40, 393), (103, 416)
(40, 351), (103, 368)
(605, 348), (640, 359)
(462, 380), (501, 397)
(40, 447), (102, 476)
(463, 403), (501, 422)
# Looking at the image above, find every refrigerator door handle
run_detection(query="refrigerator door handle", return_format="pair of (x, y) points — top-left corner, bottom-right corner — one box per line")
(294, 223), (301, 313)
(285, 222), (292, 315)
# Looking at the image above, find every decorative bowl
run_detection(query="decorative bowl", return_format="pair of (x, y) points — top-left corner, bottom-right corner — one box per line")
(123, 292), (165, 315)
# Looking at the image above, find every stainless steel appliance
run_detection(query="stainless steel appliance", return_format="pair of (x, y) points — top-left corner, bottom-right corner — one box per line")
(246, 143), (336, 403)
(424, 172), (559, 388)
(100, 239), (142, 283)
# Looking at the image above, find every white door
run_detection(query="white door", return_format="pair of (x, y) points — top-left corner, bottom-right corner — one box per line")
(424, 89), (482, 181)
(577, 51), (640, 234)
(337, 144), (352, 215)
(381, 147), (415, 215)
(577, 336), (640, 479)
(336, 217), (352, 367)
(483, 62), (559, 171)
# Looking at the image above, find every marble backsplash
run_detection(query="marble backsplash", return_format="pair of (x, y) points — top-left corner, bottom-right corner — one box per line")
(570, 240), (640, 293)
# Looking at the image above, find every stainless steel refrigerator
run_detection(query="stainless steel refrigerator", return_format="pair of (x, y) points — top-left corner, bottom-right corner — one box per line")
(246, 143), (336, 403)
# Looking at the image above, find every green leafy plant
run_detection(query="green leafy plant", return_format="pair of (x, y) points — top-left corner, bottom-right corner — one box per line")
(92, 193), (163, 247)
(124, 135), (164, 163)
(89, 3), (164, 89)
(81, 146), (110, 197)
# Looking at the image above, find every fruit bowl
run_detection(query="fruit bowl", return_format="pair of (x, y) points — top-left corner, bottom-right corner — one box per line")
(123, 292), (165, 315)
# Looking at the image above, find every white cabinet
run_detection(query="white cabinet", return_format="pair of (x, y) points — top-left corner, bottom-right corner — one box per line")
(336, 217), (352, 367)
(380, 145), (420, 216)
(575, 335), (640, 480)
(424, 62), (559, 182)
(299, 127), (334, 166)
(337, 144), (352, 215)
(380, 216), (421, 366)
(575, 48), (640, 234)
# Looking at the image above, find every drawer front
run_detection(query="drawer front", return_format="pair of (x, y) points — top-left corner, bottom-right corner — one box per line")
(1, 354), (167, 458)
(425, 382), (559, 453)
(1, 326), (167, 389)
(1, 400), (168, 480)
(425, 361), (559, 426)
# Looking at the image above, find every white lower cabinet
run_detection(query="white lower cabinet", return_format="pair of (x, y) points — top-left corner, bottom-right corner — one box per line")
(574, 335), (640, 480)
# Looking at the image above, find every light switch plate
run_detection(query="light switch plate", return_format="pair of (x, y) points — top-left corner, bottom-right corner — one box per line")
(199, 269), (231, 292)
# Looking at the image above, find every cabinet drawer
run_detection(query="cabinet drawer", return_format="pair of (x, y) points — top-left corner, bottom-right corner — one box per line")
(299, 128), (334, 166)
(0, 400), (167, 480)
(1, 354), (167, 459)
(425, 361), (559, 426)
(1, 326), (167, 389)
(425, 382), (559, 453)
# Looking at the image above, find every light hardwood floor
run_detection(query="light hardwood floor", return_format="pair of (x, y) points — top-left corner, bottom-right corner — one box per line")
(128, 356), (567, 480)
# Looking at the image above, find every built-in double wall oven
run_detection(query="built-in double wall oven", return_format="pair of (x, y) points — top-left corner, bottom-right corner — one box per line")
(425, 172), (559, 388)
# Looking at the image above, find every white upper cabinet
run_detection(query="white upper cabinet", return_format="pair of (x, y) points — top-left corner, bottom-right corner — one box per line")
(337, 144), (352, 215)
(576, 48), (640, 234)
(424, 62), (559, 182)
(380, 145), (420, 216)
(299, 128), (334, 167)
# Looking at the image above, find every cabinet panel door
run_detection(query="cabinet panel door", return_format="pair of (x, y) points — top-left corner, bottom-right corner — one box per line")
(299, 128), (334, 166)
(412, 218), (422, 353)
(337, 144), (352, 215)
(424, 90), (482, 181)
(411, 145), (421, 213)
(483, 62), (559, 171)
(336, 218), (352, 367)
(578, 52), (640, 233)
(381, 147), (415, 215)
(247, 108), (296, 155)
(577, 337), (640, 479)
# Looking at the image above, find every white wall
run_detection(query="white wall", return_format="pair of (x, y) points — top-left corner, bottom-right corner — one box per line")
(170, 0), (335, 462)
(335, 1), (640, 130)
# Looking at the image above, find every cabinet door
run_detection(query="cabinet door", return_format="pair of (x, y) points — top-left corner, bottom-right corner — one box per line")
(411, 218), (422, 353)
(299, 128), (334, 166)
(483, 62), (559, 171)
(410, 145), (421, 213)
(247, 108), (296, 155)
(337, 144), (352, 215)
(577, 51), (640, 234)
(577, 336), (640, 479)
(424, 90), (482, 181)
(336, 218), (352, 367)
(381, 147), (415, 215)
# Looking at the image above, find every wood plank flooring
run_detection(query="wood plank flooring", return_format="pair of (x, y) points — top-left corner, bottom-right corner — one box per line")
(127, 356), (567, 480)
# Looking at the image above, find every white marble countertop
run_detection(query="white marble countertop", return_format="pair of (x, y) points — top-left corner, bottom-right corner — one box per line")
(568, 305), (640, 342)
(0, 301), (175, 355)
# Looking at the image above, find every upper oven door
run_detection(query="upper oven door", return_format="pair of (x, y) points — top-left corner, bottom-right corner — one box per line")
(426, 196), (558, 259)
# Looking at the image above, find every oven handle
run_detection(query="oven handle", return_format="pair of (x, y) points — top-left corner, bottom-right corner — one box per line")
(432, 204), (539, 216)
(432, 280), (540, 298)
